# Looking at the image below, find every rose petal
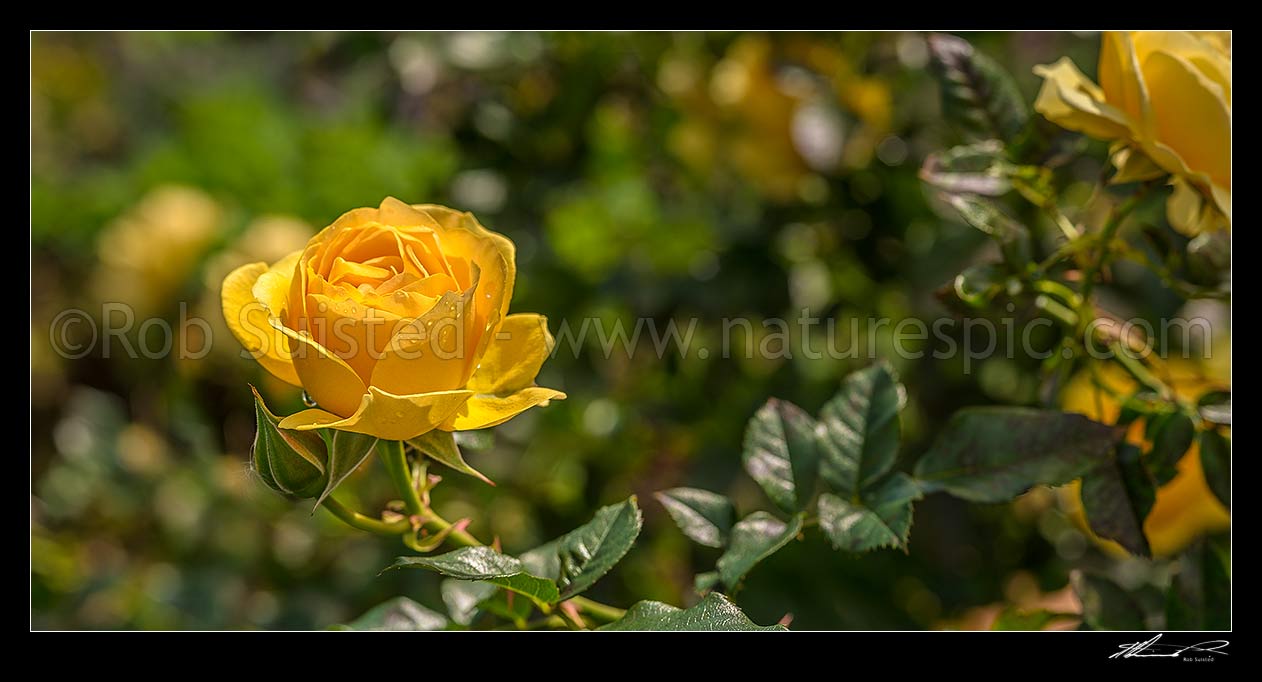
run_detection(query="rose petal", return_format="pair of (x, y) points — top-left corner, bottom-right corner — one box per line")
(1133, 31), (1231, 105)
(303, 293), (404, 385)
(1140, 50), (1231, 190)
(412, 204), (516, 362)
(1099, 32), (1149, 126)
(467, 313), (555, 395)
(279, 386), (474, 441)
(272, 318), (367, 418)
(222, 259), (301, 386)
(440, 387), (567, 431)
(1033, 58), (1135, 140)
(370, 287), (475, 395)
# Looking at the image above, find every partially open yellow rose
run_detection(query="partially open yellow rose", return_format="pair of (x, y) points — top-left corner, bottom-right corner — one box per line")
(1033, 31), (1231, 236)
(222, 197), (565, 440)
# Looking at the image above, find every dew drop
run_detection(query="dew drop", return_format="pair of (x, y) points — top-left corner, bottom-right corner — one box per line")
(484, 293), (491, 299)
(301, 390), (318, 408)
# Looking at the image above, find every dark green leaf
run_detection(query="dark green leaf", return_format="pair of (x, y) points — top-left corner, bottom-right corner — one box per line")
(1072, 572), (1148, 631)
(1117, 391), (1164, 427)
(1145, 412), (1195, 485)
(1199, 403), (1231, 425)
(818, 362), (906, 497)
(387, 546), (559, 607)
(598, 592), (786, 631)
(914, 407), (1122, 502)
(817, 473), (921, 553)
(927, 32), (1029, 142)
(990, 607), (1078, 631)
(1199, 430), (1230, 508)
(333, 597), (447, 631)
(249, 385), (327, 499)
(716, 512), (803, 588)
(742, 398), (820, 512)
(1081, 444), (1154, 557)
(655, 488), (735, 548)
(1197, 390), (1231, 426)
(313, 430), (378, 510)
(1166, 536), (1230, 630)
(408, 430), (494, 486)
(477, 589), (534, 625)
(554, 496), (643, 599)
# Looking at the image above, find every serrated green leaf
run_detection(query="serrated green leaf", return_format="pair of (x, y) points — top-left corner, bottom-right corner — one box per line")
(554, 496), (643, 599)
(742, 398), (820, 512)
(387, 546), (559, 607)
(333, 596), (448, 631)
(990, 607), (1078, 631)
(927, 32), (1029, 142)
(1081, 444), (1154, 557)
(818, 362), (906, 498)
(598, 592), (786, 631)
(1199, 430), (1230, 509)
(655, 487), (736, 548)
(441, 579), (496, 626)
(716, 512), (803, 589)
(818, 473), (921, 553)
(1166, 536), (1230, 630)
(408, 430), (494, 486)
(312, 430), (379, 510)
(1072, 572), (1148, 631)
(1145, 412), (1195, 485)
(914, 407), (1122, 502)
(249, 385), (327, 499)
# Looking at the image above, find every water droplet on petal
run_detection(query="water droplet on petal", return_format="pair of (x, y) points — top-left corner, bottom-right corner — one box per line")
(301, 390), (318, 408)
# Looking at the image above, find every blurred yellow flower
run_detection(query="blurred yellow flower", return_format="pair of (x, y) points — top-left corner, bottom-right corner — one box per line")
(1060, 358), (1230, 558)
(221, 198), (564, 441)
(91, 185), (222, 317)
(664, 35), (893, 203)
(1033, 31), (1231, 236)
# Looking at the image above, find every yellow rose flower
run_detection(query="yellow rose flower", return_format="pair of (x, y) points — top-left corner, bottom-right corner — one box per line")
(1033, 31), (1231, 236)
(221, 197), (565, 441)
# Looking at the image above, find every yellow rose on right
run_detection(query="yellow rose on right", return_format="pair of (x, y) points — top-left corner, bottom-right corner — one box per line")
(1033, 31), (1231, 236)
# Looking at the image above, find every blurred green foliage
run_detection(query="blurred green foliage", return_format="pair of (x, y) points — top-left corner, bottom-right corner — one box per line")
(33, 31), (1166, 630)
